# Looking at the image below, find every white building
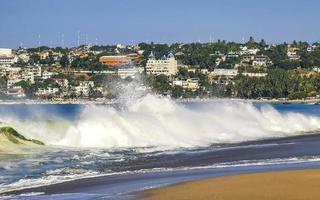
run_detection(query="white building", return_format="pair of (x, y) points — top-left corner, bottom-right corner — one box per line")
(287, 46), (300, 61)
(188, 68), (197, 73)
(116, 44), (126, 49)
(42, 71), (57, 80)
(0, 65), (21, 73)
(146, 52), (178, 76)
(242, 72), (267, 77)
(252, 55), (271, 67)
(172, 78), (200, 91)
(36, 87), (59, 96)
(55, 79), (69, 88)
(227, 51), (239, 58)
(313, 67), (320, 73)
(22, 73), (35, 84)
(0, 48), (17, 66)
(240, 46), (260, 55)
(74, 81), (94, 96)
(307, 45), (318, 52)
(0, 48), (12, 56)
(117, 67), (144, 79)
(200, 69), (209, 74)
(7, 79), (22, 88)
(24, 66), (42, 77)
(211, 69), (238, 77)
(22, 66), (42, 84)
(18, 53), (30, 63)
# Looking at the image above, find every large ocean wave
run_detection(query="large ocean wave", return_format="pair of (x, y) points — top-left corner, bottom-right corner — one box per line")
(3, 94), (320, 149)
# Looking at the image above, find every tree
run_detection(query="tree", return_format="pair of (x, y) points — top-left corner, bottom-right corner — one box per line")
(15, 80), (36, 99)
(246, 36), (257, 48)
(152, 75), (171, 95)
(60, 54), (69, 68)
(248, 36), (255, 44)
(259, 39), (267, 48)
(29, 54), (40, 64)
(171, 85), (184, 98)
(0, 76), (7, 89)
(88, 86), (103, 99)
(177, 68), (189, 79)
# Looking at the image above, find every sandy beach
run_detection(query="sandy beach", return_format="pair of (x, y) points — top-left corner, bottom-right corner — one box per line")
(142, 169), (320, 200)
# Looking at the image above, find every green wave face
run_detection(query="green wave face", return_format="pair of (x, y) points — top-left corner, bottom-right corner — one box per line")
(0, 126), (45, 146)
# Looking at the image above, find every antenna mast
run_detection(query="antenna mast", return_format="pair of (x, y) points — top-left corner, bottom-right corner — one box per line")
(77, 31), (80, 47)
(61, 33), (65, 48)
(38, 34), (41, 52)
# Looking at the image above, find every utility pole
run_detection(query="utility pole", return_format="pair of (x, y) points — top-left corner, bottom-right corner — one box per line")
(95, 37), (98, 46)
(209, 34), (214, 43)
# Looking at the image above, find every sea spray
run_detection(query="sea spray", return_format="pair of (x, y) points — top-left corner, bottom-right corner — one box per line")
(1, 81), (320, 149)
(55, 95), (320, 149)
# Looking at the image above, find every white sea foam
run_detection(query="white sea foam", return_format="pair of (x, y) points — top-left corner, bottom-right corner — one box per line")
(1, 94), (320, 149)
(0, 168), (101, 194)
(53, 95), (320, 148)
(2, 156), (320, 195)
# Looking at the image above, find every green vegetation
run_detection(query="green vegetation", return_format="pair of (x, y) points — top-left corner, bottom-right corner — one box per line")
(137, 39), (320, 99)
(8, 38), (320, 100)
(233, 69), (320, 99)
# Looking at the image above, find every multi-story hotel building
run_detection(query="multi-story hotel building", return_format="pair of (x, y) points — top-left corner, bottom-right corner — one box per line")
(0, 48), (17, 66)
(145, 52), (178, 76)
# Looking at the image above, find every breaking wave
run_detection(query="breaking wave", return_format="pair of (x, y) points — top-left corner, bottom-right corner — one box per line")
(4, 94), (318, 149)
(55, 96), (320, 148)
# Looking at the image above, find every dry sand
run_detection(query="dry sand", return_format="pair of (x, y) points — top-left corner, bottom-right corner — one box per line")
(142, 169), (320, 200)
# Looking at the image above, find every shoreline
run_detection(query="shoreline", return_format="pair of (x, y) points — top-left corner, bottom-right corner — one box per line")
(142, 169), (320, 200)
(3, 130), (320, 198)
(3, 164), (320, 198)
(0, 97), (318, 105)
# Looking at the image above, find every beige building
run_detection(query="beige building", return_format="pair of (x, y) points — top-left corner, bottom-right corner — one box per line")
(172, 78), (200, 91)
(211, 69), (238, 77)
(146, 52), (178, 76)
(0, 48), (17, 66)
(287, 46), (301, 61)
(117, 67), (144, 79)
(7, 86), (25, 98)
(22, 66), (42, 83)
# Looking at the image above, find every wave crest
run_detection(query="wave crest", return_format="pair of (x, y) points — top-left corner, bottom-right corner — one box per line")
(54, 95), (320, 148)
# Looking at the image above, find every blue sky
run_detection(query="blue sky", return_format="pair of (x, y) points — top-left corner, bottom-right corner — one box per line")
(1, 0), (319, 48)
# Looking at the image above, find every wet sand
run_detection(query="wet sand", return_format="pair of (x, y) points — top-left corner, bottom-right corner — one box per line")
(143, 169), (320, 200)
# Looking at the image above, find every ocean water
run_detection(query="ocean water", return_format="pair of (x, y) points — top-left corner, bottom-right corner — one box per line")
(1, 97), (320, 199)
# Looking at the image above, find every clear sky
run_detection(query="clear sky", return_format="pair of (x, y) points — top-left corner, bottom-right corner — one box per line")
(1, 0), (319, 48)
